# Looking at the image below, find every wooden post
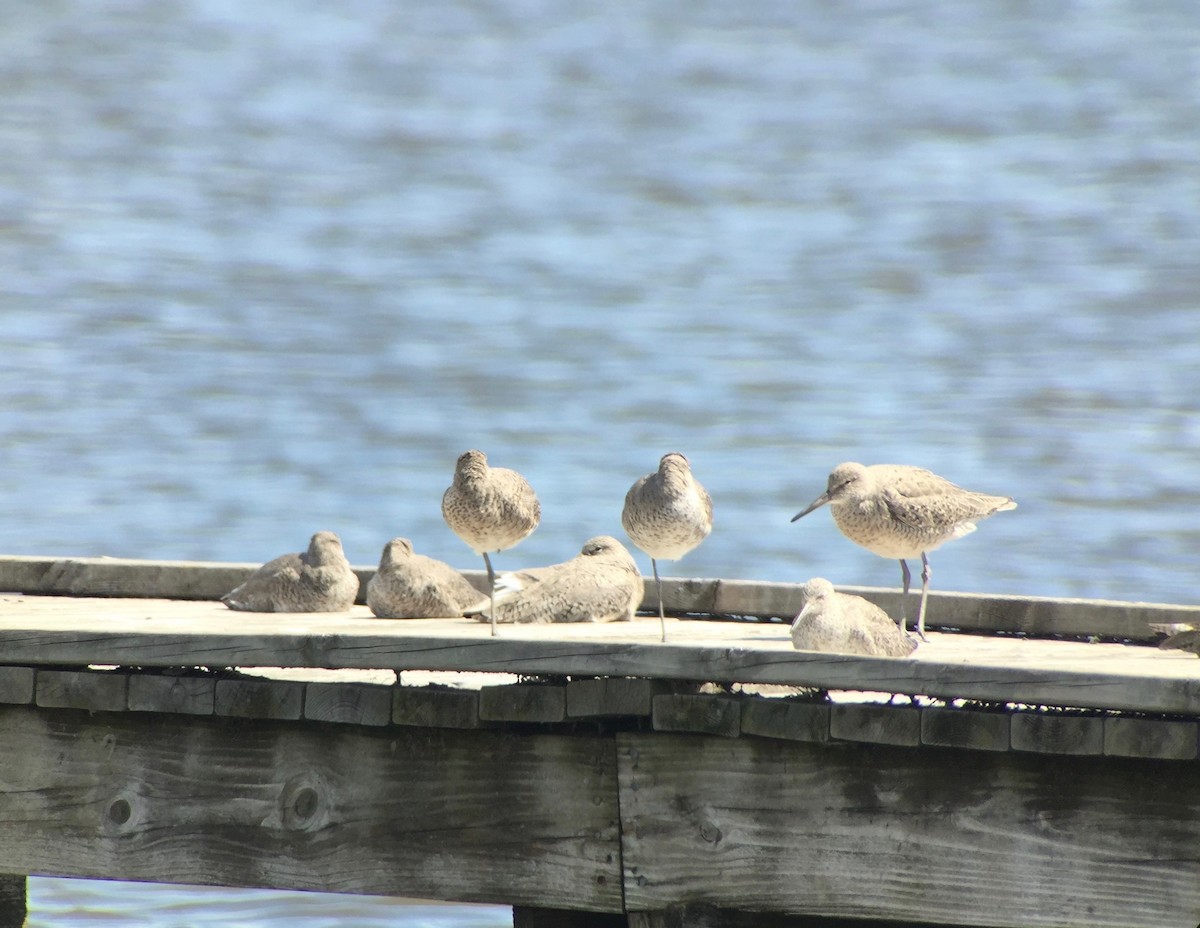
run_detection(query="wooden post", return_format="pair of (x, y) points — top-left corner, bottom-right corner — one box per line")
(0, 875), (26, 928)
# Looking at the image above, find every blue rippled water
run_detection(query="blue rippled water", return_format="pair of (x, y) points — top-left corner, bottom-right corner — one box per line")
(3, 0), (1199, 923)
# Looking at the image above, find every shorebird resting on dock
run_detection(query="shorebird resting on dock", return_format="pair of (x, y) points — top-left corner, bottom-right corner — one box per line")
(367, 537), (483, 619)
(791, 462), (1016, 639)
(471, 535), (644, 625)
(442, 449), (541, 637)
(790, 577), (917, 657)
(621, 452), (713, 641)
(222, 531), (359, 613)
(1151, 623), (1200, 656)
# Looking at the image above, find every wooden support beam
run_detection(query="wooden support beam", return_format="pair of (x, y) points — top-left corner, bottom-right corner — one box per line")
(616, 732), (1200, 927)
(0, 705), (623, 912)
(0, 876), (25, 928)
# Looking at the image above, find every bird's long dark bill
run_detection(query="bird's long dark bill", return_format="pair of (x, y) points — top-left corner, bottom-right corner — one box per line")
(790, 493), (831, 522)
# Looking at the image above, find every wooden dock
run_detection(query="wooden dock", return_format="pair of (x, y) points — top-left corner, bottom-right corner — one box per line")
(1, 554), (1199, 928)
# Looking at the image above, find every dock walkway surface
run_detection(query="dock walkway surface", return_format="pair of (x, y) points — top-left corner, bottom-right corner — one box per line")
(1, 555), (1199, 928)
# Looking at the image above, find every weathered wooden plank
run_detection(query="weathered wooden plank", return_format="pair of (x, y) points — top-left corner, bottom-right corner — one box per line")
(0, 705), (623, 911)
(1103, 716), (1197, 761)
(0, 875), (25, 928)
(829, 703), (921, 746)
(567, 678), (665, 718)
(617, 732), (1200, 927)
(213, 678), (304, 720)
(303, 682), (392, 726)
(513, 908), (628, 927)
(921, 706), (1010, 752)
(479, 684), (566, 723)
(1010, 713), (1105, 755)
(36, 669), (128, 712)
(128, 673), (215, 715)
(3, 596), (1200, 715)
(739, 698), (829, 743)
(392, 686), (482, 729)
(652, 695), (740, 738)
(0, 667), (34, 705)
(7, 556), (1199, 640)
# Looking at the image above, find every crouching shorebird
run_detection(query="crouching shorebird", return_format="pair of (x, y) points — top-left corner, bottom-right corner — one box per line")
(367, 537), (483, 619)
(621, 452), (713, 641)
(790, 462), (1016, 639)
(790, 578), (916, 657)
(472, 535), (644, 625)
(222, 531), (359, 613)
(441, 449), (541, 636)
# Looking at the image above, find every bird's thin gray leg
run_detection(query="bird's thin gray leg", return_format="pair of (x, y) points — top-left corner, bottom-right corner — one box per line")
(483, 551), (497, 637)
(898, 558), (911, 631)
(652, 558), (666, 642)
(914, 552), (931, 641)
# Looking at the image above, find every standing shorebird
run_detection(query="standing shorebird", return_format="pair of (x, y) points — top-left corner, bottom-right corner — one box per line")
(441, 449), (541, 636)
(473, 535), (644, 625)
(621, 451), (713, 641)
(790, 577), (916, 657)
(222, 531), (360, 613)
(367, 537), (484, 619)
(790, 462), (1016, 639)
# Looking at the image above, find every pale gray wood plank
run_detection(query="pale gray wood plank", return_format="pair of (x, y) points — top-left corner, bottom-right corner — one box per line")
(830, 703), (921, 747)
(9, 556), (1198, 639)
(3, 596), (1200, 715)
(0, 667), (34, 705)
(303, 682), (392, 726)
(392, 686), (482, 729)
(127, 674), (215, 716)
(617, 732), (1200, 927)
(739, 699), (829, 743)
(1010, 713), (1105, 755)
(213, 678), (304, 720)
(1104, 716), (1197, 761)
(479, 685), (566, 723)
(921, 706), (1011, 752)
(652, 695), (740, 738)
(36, 670), (128, 712)
(0, 705), (622, 911)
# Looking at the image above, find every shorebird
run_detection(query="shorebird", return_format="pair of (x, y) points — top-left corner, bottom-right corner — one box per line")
(621, 452), (713, 641)
(790, 462), (1016, 639)
(441, 449), (541, 636)
(1151, 623), (1200, 656)
(790, 578), (917, 657)
(222, 531), (359, 613)
(472, 535), (644, 625)
(366, 537), (483, 619)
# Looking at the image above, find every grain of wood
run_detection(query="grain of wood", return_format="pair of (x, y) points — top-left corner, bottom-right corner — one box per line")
(920, 706), (1011, 752)
(479, 684), (566, 723)
(830, 703), (921, 746)
(0, 667), (34, 705)
(1103, 716), (1197, 761)
(617, 732), (1200, 927)
(36, 669), (128, 712)
(3, 595), (1200, 715)
(392, 686), (483, 729)
(0, 705), (622, 911)
(213, 678), (304, 720)
(738, 699), (830, 743)
(303, 682), (392, 726)
(652, 694), (741, 738)
(567, 678), (667, 718)
(127, 674), (215, 715)
(1010, 713), (1105, 755)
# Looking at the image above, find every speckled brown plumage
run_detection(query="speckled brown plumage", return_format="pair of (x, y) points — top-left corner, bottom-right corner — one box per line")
(792, 462), (1015, 639)
(366, 537), (483, 619)
(621, 451), (713, 641)
(441, 449), (540, 635)
(222, 531), (359, 613)
(790, 578), (917, 657)
(476, 535), (644, 625)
